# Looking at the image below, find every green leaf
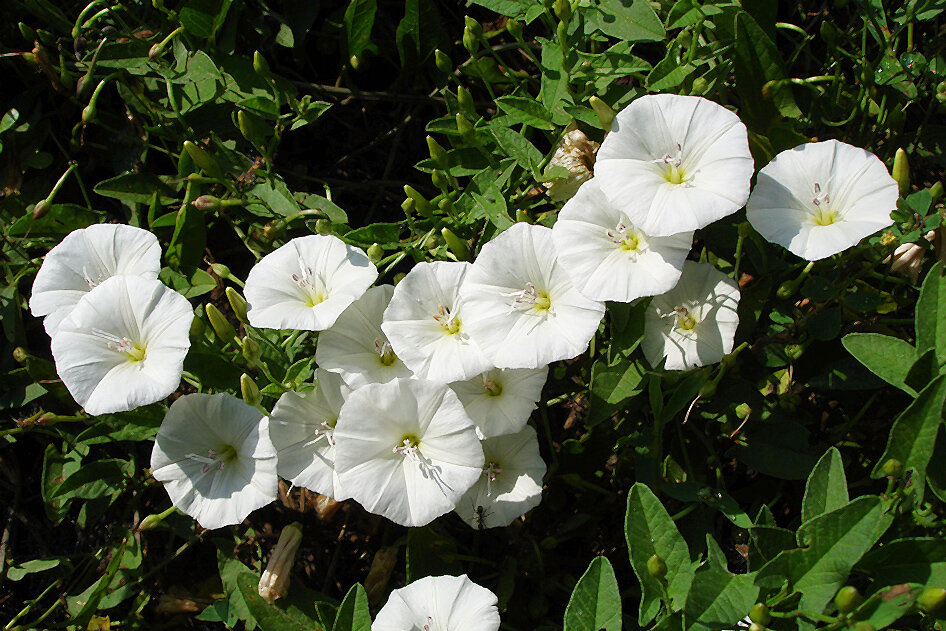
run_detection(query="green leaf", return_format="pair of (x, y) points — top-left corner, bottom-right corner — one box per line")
(343, 222), (402, 246)
(8, 203), (104, 237)
(855, 583), (924, 630)
(731, 10), (801, 124)
(582, 0), (665, 42)
(406, 526), (461, 582)
(916, 262), (946, 367)
(51, 458), (132, 501)
(159, 267), (218, 299)
(395, 0), (444, 68)
(684, 536), (759, 631)
(647, 55), (696, 91)
(6, 558), (65, 581)
(333, 584), (371, 631)
(236, 572), (324, 631)
(345, 0), (378, 60)
(591, 358), (645, 406)
(489, 124), (543, 174)
(801, 447), (849, 524)
(842, 332), (917, 396)
(180, 0), (220, 38)
(625, 483), (696, 625)
(856, 538), (946, 588)
(470, 181), (513, 230)
(755, 496), (892, 615)
(94, 173), (177, 205)
(870, 374), (946, 502)
(564, 556), (622, 631)
(495, 96), (556, 130)
(166, 204), (207, 271)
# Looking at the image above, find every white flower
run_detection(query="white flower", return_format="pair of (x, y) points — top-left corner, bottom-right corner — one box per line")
(50, 276), (193, 416)
(543, 128), (599, 201)
(333, 378), (483, 527)
(449, 367), (548, 438)
(315, 285), (413, 388)
(552, 179), (694, 302)
(244, 234), (377, 331)
(373, 574), (500, 631)
(381, 261), (491, 383)
(594, 94), (754, 236)
(455, 426), (546, 529)
(459, 223), (606, 369)
(150, 393), (278, 529)
(30, 223), (161, 335)
(267, 369), (351, 500)
(642, 261), (740, 371)
(746, 140), (899, 261)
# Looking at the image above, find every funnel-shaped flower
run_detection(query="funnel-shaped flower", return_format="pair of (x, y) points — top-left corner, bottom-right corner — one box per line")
(244, 235), (377, 331)
(642, 261), (740, 371)
(553, 179), (693, 302)
(746, 140), (899, 260)
(150, 393), (278, 529)
(333, 378), (483, 527)
(50, 276), (193, 415)
(374, 574), (500, 631)
(455, 426), (546, 529)
(594, 94), (754, 236)
(381, 261), (491, 383)
(459, 223), (605, 369)
(449, 366), (548, 438)
(30, 224), (161, 335)
(316, 285), (413, 388)
(268, 369), (351, 500)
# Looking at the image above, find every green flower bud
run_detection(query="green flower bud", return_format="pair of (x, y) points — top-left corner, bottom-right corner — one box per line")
(32, 199), (49, 219)
(931, 181), (944, 201)
(457, 86), (475, 115)
(253, 50), (270, 76)
(210, 262), (232, 280)
(427, 135), (448, 167)
(425, 233), (442, 250)
(507, 19), (523, 39)
(820, 20), (839, 46)
(241, 336), (261, 366)
(516, 209), (530, 223)
(456, 113), (475, 139)
(776, 279), (798, 300)
(441, 227), (470, 261)
(18, 22), (37, 42)
(193, 194), (221, 211)
(554, 0), (572, 22)
(182, 140), (222, 178)
(438, 196), (454, 214)
(226, 287), (248, 324)
(462, 26), (478, 55)
(690, 76), (709, 95)
(350, 54), (364, 71)
(589, 96), (616, 129)
(892, 148), (910, 197)
(784, 343), (804, 361)
(189, 308), (206, 338)
(434, 49), (452, 74)
(12, 347), (28, 364)
(646, 554), (667, 580)
(918, 587), (946, 613)
(431, 169), (449, 190)
(241, 373), (261, 407)
(556, 21), (568, 46)
(367, 243), (384, 264)
(749, 603), (771, 626)
(882, 458), (903, 478)
(404, 185), (433, 217)
(853, 623), (875, 631)
(735, 403), (752, 420)
(393, 272), (406, 285)
(464, 16), (482, 37)
(206, 303), (238, 346)
(81, 103), (96, 124)
(834, 586), (862, 615)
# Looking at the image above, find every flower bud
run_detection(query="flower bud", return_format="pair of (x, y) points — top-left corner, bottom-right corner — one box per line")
(431, 169), (449, 190)
(32, 199), (49, 219)
(457, 86), (475, 115)
(589, 96), (616, 129)
(507, 19), (523, 39)
(206, 303), (238, 346)
(646, 554), (667, 580)
(367, 243), (384, 264)
(393, 272), (406, 284)
(918, 587), (946, 613)
(556, 21), (568, 46)
(253, 50), (270, 76)
(182, 140), (222, 178)
(464, 16), (482, 37)
(241, 336), (261, 366)
(892, 148), (910, 197)
(12, 347), (28, 364)
(735, 403), (751, 420)
(434, 49), (451, 74)
(193, 195), (221, 211)
(516, 209), (530, 223)
(931, 181), (944, 201)
(226, 287), (248, 323)
(820, 20), (839, 46)
(462, 26), (478, 55)
(456, 113), (475, 141)
(854, 623), (875, 631)
(364, 547), (399, 606)
(18, 22), (37, 42)
(427, 135), (448, 167)
(315, 218), (332, 235)
(542, 128), (599, 201)
(748, 624), (766, 631)
(189, 311), (205, 338)
(438, 196), (454, 214)
(441, 227), (470, 261)
(241, 373), (261, 407)
(776, 279), (798, 300)
(884, 231), (934, 285)
(554, 0), (572, 22)
(210, 262), (232, 280)
(258, 522), (303, 604)
(404, 185), (433, 217)
(834, 586), (862, 614)
(137, 512), (167, 531)
(882, 458), (903, 478)
(749, 603), (771, 626)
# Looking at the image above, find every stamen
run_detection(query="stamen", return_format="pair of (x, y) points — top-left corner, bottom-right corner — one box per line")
(186, 448), (227, 474)
(433, 305), (462, 335)
(605, 218), (646, 252)
(483, 462), (503, 496)
(423, 617), (432, 631)
(82, 266), (107, 288)
(90, 328), (146, 362)
(303, 421), (336, 448)
(374, 339), (397, 366)
(290, 257), (327, 307)
(482, 374), (503, 397)
(674, 306), (698, 332)
(810, 183), (837, 225)
(506, 282), (552, 314)
(654, 143), (685, 184)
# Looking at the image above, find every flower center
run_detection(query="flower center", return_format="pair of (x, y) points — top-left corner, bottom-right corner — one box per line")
(811, 182), (838, 226)
(433, 305), (462, 335)
(482, 375), (503, 397)
(483, 461), (503, 495)
(91, 328), (147, 362)
(509, 282), (551, 314)
(656, 143), (685, 185)
(186, 445), (238, 474)
(606, 219), (647, 253)
(291, 258), (328, 307)
(304, 420), (336, 447)
(374, 339), (398, 366)
(82, 266), (108, 289)
(674, 306), (698, 332)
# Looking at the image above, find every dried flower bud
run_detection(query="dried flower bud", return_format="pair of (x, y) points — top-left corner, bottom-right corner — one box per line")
(543, 128), (599, 201)
(258, 522), (303, 604)
(364, 547), (399, 606)
(312, 493), (342, 520)
(883, 231), (934, 284)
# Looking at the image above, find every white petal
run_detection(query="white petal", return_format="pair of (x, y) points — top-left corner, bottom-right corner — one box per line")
(373, 575), (500, 631)
(450, 366), (548, 438)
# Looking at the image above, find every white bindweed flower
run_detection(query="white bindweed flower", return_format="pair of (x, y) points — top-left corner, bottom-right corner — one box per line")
(268, 369), (351, 500)
(459, 223), (606, 369)
(449, 366), (549, 438)
(455, 426), (546, 529)
(553, 179), (694, 302)
(543, 128), (599, 201)
(373, 574), (500, 631)
(746, 140), (899, 261)
(50, 276), (192, 416)
(30, 223), (161, 335)
(381, 261), (491, 383)
(642, 261), (740, 371)
(333, 378), (484, 527)
(244, 234), (377, 331)
(594, 94), (754, 236)
(150, 393), (278, 529)
(315, 285), (413, 388)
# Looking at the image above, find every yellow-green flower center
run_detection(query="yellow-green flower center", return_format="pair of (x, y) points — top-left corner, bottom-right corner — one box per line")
(483, 376), (503, 397)
(812, 207), (838, 226)
(675, 307), (697, 332)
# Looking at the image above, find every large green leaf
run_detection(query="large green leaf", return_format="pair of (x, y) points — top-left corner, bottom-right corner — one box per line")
(94, 173), (177, 205)
(683, 536), (758, 631)
(916, 263), (946, 367)
(870, 374), (946, 503)
(236, 572), (324, 631)
(564, 556), (622, 631)
(856, 538), (946, 588)
(841, 332), (917, 396)
(731, 10), (801, 125)
(582, 0), (665, 43)
(755, 496), (892, 615)
(344, 0), (378, 60)
(625, 483), (696, 625)
(801, 447), (849, 524)
(333, 584), (371, 631)
(495, 96), (556, 130)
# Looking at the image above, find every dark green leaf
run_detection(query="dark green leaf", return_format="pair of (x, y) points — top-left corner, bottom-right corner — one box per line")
(564, 556), (622, 631)
(582, 0), (665, 42)
(94, 173), (177, 205)
(345, 0), (378, 60)
(684, 536), (759, 631)
(406, 526), (461, 582)
(916, 262), (946, 367)
(333, 584), (371, 631)
(495, 96), (556, 130)
(801, 447), (848, 524)
(857, 538), (946, 588)
(236, 572), (324, 631)
(159, 267), (218, 299)
(841, 333), (916, 396)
